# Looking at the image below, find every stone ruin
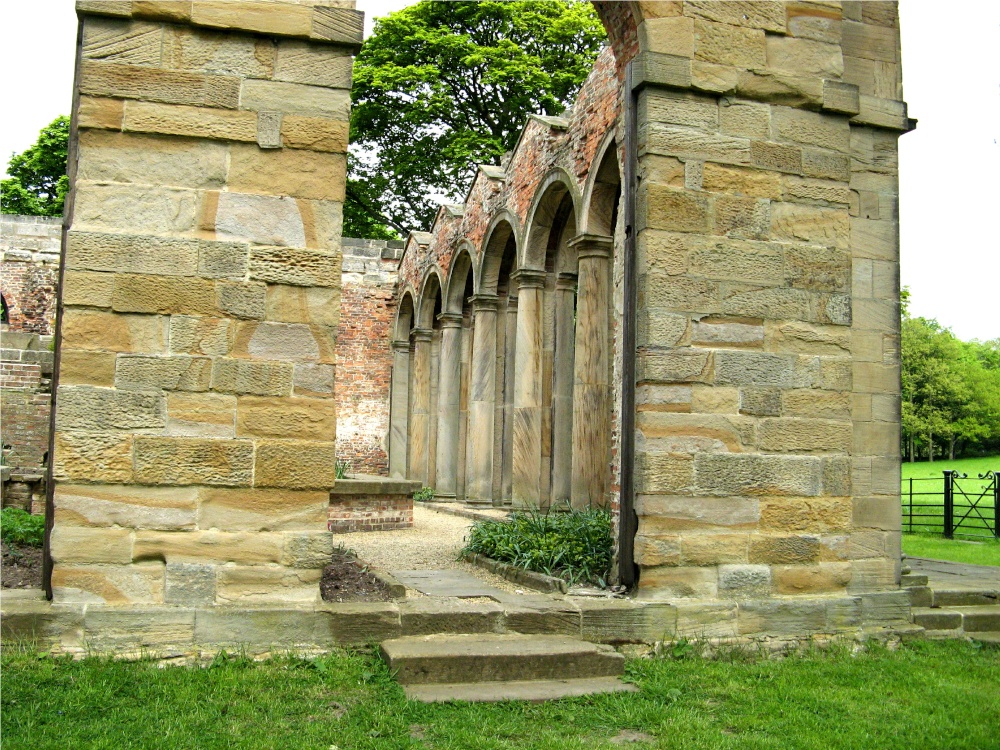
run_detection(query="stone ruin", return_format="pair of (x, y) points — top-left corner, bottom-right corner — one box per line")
(3, 0), (914, 649)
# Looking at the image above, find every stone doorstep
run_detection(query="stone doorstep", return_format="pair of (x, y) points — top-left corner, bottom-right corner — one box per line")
(911, 605), (1000, 634)
(403, 676), (638, 703)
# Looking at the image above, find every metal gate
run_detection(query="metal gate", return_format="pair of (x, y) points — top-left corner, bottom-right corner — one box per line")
(944, 470), (999, 540)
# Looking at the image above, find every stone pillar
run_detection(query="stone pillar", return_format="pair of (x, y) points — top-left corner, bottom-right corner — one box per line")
(434, 313), (463, 499)
(388, 340), (410, 478)
(498, 294), (518, 505)
(465, 294), (499, 506)
(408, 328), (433, 485)
(511, 270), (546, 509)
(551, 273), (578, 505)
(570, 235), (613, 509)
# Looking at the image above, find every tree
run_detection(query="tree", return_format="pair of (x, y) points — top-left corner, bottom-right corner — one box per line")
(346, 0), (606, 238)
(1, 116), (70, 217)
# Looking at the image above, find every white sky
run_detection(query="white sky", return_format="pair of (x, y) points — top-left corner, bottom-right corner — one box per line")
(1, 1), (996, 341)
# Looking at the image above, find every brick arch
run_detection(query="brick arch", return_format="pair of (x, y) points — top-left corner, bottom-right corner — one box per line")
(591, 1), (639, 76)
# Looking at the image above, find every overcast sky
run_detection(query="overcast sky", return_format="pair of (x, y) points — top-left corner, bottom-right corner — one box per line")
(1, 1), (996, 342)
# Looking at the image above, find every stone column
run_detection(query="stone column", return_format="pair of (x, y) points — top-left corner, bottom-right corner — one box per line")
(551, 272), (578, 505)
(465, 294), (499, 506)
(408, 328), (433, 485)
(434, 313), (463, 499)
(388, 340), (410, 478)
(498, 294), (518, 505)
(511, 270), (546, 509)
(570, 235), (613, 509)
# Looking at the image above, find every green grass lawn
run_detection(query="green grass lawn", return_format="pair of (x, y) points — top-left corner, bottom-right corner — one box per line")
(2, 641), (998, 750)
(902, 456), (1000, 481)
(903, 534), (1000, 567)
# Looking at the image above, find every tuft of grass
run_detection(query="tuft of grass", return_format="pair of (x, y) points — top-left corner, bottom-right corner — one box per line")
(0, 507), (45, 548)
(463, 506), (612, 586)
(1, 641), (998, 749)
(903, 533), (1000, 567)
(334, 459), (351, 480)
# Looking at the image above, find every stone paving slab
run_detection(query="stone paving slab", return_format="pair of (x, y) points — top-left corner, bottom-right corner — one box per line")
(391, 569), (507, 598)
(907, 557), (1000, 591)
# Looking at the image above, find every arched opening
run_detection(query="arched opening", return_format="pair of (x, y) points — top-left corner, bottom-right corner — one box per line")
(409, 273), (443, 486)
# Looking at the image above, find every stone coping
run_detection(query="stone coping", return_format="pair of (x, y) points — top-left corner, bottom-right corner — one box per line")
(462, 551), (568, 595)
(330, 474), (422, 496)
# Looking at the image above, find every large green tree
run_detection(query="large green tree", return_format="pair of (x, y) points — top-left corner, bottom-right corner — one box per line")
(347, 0), (606, 238)
(1, 116), (70, 217)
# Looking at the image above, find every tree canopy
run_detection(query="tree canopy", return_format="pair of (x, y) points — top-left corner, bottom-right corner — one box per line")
(901, 293), (1000, 461)
(1, 116), (70, 217)
(346, 0), (606, 238)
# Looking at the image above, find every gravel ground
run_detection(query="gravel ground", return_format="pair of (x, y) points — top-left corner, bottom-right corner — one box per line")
(337, 505), (525, 595)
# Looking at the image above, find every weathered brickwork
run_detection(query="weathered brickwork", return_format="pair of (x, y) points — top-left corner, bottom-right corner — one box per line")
(1, 215), (61, 334)
(328, 494), (412, 533)
(48, 0), (364, 606)
(334, 238), (403, 475)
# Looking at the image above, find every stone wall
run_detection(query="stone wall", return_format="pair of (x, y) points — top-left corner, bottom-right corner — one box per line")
(50, 0), (361, 606)
(335, 238), (403, 475)
(1, 215), (61, 334)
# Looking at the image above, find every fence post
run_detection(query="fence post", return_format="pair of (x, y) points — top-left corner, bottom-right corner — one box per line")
(943, 470), (954, 539)
(993, 471), (999, 539)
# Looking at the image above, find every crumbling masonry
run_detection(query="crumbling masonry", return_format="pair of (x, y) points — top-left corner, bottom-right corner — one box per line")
(12, 0), (913, 646)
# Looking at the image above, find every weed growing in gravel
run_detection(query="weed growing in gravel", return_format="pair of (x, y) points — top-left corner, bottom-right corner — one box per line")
(463, 506), (613, 586)
(0, 508), (44, 548)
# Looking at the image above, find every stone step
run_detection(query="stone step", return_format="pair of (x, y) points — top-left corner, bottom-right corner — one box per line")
(933, 589), (998, 607)
(403, 676), (638, 703)
(900, 574), (929, 587)
(970, 632), (1000, 647)
(956, 606), (1000, 633)
(381, 633), (625, 686)
(911, 606), (1000, 633)
(912, 608), (962, 631)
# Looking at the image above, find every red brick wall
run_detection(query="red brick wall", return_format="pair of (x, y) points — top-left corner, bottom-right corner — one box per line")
(328, 494), (413, 533)
(1, 215), (61, 335)
(335, 239), (404, 476)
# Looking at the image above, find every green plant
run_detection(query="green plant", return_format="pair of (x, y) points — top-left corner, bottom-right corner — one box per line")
(0, 507), (45, 548)
(462, 506), (613, 586)
(413, 487), (435, 502)
(335, 459), (351, 480)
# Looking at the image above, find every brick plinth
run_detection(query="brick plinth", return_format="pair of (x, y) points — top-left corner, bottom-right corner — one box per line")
(328, 495), (413, 533)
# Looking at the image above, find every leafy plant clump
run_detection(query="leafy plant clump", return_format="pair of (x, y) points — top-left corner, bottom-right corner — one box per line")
(1, 508), (45, 548)
(412, 487), (435, 502)
(463, 507), (612, 586)
(335, 459), (351, 480)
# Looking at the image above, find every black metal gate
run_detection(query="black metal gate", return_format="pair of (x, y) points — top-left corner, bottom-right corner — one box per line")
(902, 470), (999, 540)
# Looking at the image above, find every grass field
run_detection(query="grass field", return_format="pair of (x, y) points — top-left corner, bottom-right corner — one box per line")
(901, 456), (998, 539)
(903, 534), (1000, 567)
(901, 456), (1000, 481)
(2, 641), (998, 750)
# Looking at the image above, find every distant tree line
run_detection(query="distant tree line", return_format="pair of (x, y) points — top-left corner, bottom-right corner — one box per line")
(902, 290), (1000, 461)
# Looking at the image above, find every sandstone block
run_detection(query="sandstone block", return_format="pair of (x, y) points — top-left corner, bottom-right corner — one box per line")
(59, 349), (117, 386)
(638, 308), (690, 347)
(163, 25), (275, 78)
(52, 431), (134, 484)
(736, 70), (824, 109)
(849, 560), (899, 595)
(638, 566), (718, 600)
(823, 80), (861, 115)
(50, 527), (134, 564)
(640, 89), (716, 131)
(688, 237), (784, 285)
(198, 487), (328, 532)
(690, 60), (738, 95)
(674, 601), (739, 638)
(190, 1), (312, 38)
(112, 274), (218, 316)
(211, 358), (293, 396)
(637, 348), (712, 383)
(228, 143), (347, 201)
(636, 384), (693, 412)
(701, 163), (781, 199)
(801, 148), (850, 181)
(681, 533), (748, 565)
(719, 99), (769, 139)
(714, 351), (795, 387)
(254, 440), (338, 489)
(56, 386), (164, 431)
(712, 195), (770, 239)
(773, 563), (851, 595)
(169, 316), (235, 356)
(852, 496), (901, 531)
(787, 6), (842, 45)
(124, 100), (257, 141)
(62, 270), (115, 308)
(633, 534), (681, 567)
(164, 563), (216, 606)
(749, 535), (820, 564)
(265, 284), (340, 326)
(767, 321), (850, 355)
(738, 599), (828, 635)
(765, 35), (843, 78)
(216, 281), (267, 320)
(694, 20), (765, 69)
(78, 96), (125, 130)
(61, 309), (168, 353)
(772, 106), (850, 154)
(758, 418), (851, 453)
(240, 79), (350, 119)
(52, 563), (165, 606)
(636, 495), (760, 532)
(633, 50), (694, 90)
(80, 61), (240, 108)
(131, 1), (193, 22)
(78, 129), (227, 188)
(215, 192), (308, 247)
(133, 437), (254, 486)
(781, 389), (850, 419)
(691, 320), (764, 348)
(280, 115), (349, 153)
(644, 272), (719, 311)
(274, 40), (353, 88)
(236, 395), (336, 441)
(55, 483), (198, 531)
(643, 125), (751, 166)
(842, 20), (897, 63)
(690, 385), (740, 414)
(282, 531), (333, 568)
(853, 362), (900, 394)
(133, 529), (283, 564)
(68, 231), (200, 277)
(636, 453), (694, 494)
(750, 140), (802, 173)
(639, 16), (694, 57)
(249, 246), (340, 287)
(83, 18), (162, 65)
(293, 363), (334, 398)
(739, 387), (780, 417)
(166, 392), (236, 438)
(770, 202), (849, 248)
(685, 1), (786, 33)
(850, 217), (898, 261)
(718, 564), (771, 598)
(115, 354), (212, 392)
(781, 176), (850, 208)
(215, 566), (321, 605)
(231, 321), (334, 364)
(198, 239), (250, 280)
(694, 453), (822, 497)
(74, 183), (199, 234)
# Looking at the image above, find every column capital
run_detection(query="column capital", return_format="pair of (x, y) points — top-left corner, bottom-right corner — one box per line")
(470, 293), (500, 311)
(568, 233), (614, 259)
(411, 327), (433, 342)
(391, 339), (410, 352)
(511, 268), (547, 289)
(437, 312), (464, 328)
(556, 272), (578, 290)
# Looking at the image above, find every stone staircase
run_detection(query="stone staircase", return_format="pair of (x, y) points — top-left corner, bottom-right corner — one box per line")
(902, 569), (1000, 646)
(380, 633), (638, 702)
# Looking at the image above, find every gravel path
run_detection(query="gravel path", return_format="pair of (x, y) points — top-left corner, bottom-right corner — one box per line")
(338, 505), (524, 595)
